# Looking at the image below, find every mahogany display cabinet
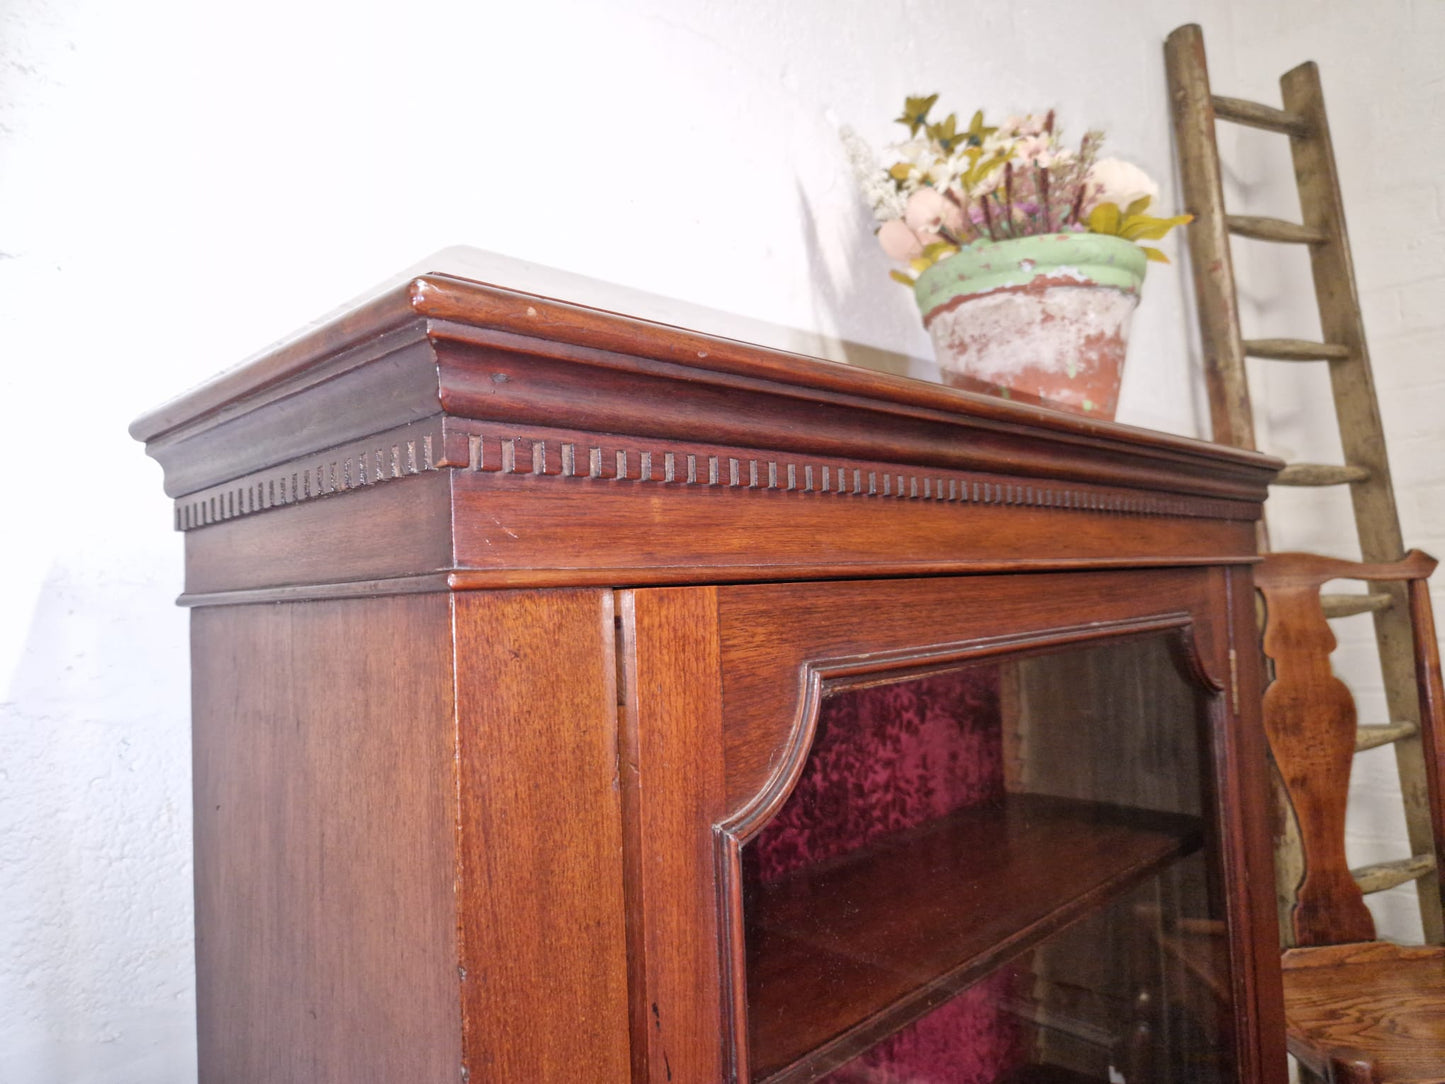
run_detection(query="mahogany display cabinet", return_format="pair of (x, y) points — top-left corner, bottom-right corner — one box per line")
(131, 273), (1290, 1083)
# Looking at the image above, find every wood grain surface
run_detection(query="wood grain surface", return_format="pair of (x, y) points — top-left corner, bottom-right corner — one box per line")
(452, 589), (632, 1081)
(1257, 551), (1441, 948)
(715, 569), (1223, 807)
(1282, 942), (1445, 1083)
(190, 594), (462, 1083)
(620, 587), (729, 1083)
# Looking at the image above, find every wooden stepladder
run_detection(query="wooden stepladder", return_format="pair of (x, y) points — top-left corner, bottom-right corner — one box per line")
(1164, 24), (1442, 944)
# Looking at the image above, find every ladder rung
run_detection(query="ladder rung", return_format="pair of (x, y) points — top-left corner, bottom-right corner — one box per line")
(1226, 214), (1329, 244)
(1320, 592), (1394, 618)
(1274, 463), (1372, 487)
(1356, 720), (1421, 752)
(1211, 94), (1310, 136)
(1352, 853), (1437, 895)
(1243, 337), (1352, 361)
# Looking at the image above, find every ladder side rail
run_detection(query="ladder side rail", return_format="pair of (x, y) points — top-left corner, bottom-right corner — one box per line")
(1280, 61), (1442, 941)
(1165, 25), (1257, 450)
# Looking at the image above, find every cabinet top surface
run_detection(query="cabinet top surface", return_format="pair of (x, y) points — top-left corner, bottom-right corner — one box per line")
(132, 271), (1274, 476)
(131, 270), (1279, 599)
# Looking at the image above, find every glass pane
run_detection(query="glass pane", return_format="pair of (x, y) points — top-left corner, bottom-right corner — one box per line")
(741, 635), (1232, 1084)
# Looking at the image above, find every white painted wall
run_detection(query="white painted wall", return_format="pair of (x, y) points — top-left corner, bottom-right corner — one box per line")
(0, 1), (1437, 1079)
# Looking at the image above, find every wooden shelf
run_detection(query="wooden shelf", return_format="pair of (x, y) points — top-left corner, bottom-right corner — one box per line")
(1002, 1066), (1117, 1084)
(745, 793), (1203, 1082)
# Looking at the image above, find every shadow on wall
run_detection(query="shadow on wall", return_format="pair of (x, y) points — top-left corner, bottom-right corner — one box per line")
(794, 179), (940, 383)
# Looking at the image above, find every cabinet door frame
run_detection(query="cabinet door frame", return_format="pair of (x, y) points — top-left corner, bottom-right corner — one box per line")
(621, 567), (1287, 1084)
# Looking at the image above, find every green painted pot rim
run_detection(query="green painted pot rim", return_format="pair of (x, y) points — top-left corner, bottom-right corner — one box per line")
(913, 232), (1148, 317)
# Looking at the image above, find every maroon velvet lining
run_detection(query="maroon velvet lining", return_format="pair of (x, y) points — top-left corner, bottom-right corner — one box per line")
(752, 667), (1006, 882)
(747, 667), (1027, 1081)
(821, 972), (1026, 1084)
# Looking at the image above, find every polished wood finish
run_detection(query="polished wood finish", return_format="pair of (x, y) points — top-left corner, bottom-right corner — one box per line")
(1226, 566), (1296, 1081)
(190, 596), (463, 1082)
(746, 796), (1203, 1081)
(1257, 551), (1445, 1082)
(619, 587), (729, 1084)
(715, 572), (1219, 807)
(452, 590), (632, 1080)
(134, 269), (1289, 1080)
(1257, 551), (1443, 948)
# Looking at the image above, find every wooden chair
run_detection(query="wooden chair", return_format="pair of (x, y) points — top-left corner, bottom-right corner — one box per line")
(1256, 551), (1445, 1083)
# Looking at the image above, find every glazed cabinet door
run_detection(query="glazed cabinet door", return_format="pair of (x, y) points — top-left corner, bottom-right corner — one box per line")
(620, 568), (1285, 1084)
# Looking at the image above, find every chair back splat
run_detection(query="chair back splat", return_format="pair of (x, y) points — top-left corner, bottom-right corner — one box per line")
(1257, 550), (1442, 948)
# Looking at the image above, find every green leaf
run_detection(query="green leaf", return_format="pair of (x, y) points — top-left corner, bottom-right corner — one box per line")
(1141, 245), (1170, 263)
(964, 109), (997, 148)
(895, 94), (939, 135)
(965, 155), (1006, 188)
(887, 162), (914, 183)
(1125, 195), (1153, 217)
(927, 113), (962, 152)
(1087, 202), (1122, 235)
(1119, 213), (1194, 241)
(921, 241), (959, 260)
(889, 269), (918, 286)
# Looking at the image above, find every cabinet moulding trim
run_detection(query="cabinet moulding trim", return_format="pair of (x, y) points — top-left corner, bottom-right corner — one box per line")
(176, 557), (1261, 607)
(172, 419), (449, 531)
(172, 421), (1259, 532)
(177, 573), (455, 608)
(718, 612), (1213, 849)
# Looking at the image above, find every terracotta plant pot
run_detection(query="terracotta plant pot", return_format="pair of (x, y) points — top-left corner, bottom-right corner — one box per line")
(913, 233), (1147, 420)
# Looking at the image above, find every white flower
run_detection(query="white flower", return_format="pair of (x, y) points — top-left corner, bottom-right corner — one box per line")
(922, 159), (955, 187)
(944, 149), (975, 179)
(1082, 157), (1159, 214)
(891, 138), (934, 168)
(969, 163), (1006, 198)
(980, 132), (1015, 158)
(840, 126), (906, 220)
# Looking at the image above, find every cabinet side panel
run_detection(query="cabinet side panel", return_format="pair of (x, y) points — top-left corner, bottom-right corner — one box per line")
(191, 593), (462, 1083)
(453, 590), (631, 1081)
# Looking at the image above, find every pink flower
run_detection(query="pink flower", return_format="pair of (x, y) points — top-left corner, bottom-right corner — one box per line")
(1001, 113), (1047, 138)
(1013, 135), (1056, 167)
(877, 219), (924, 261)
(903, 187), (963, 243)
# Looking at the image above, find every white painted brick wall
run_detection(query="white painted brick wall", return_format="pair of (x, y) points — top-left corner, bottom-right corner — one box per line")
(1227, 0), (1445, 944)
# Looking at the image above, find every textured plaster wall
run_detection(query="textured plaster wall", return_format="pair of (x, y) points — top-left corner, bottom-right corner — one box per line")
(0, 0), (1436, 1079)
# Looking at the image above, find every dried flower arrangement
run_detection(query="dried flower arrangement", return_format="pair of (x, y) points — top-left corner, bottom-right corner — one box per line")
(843, 95), (1191, 285)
